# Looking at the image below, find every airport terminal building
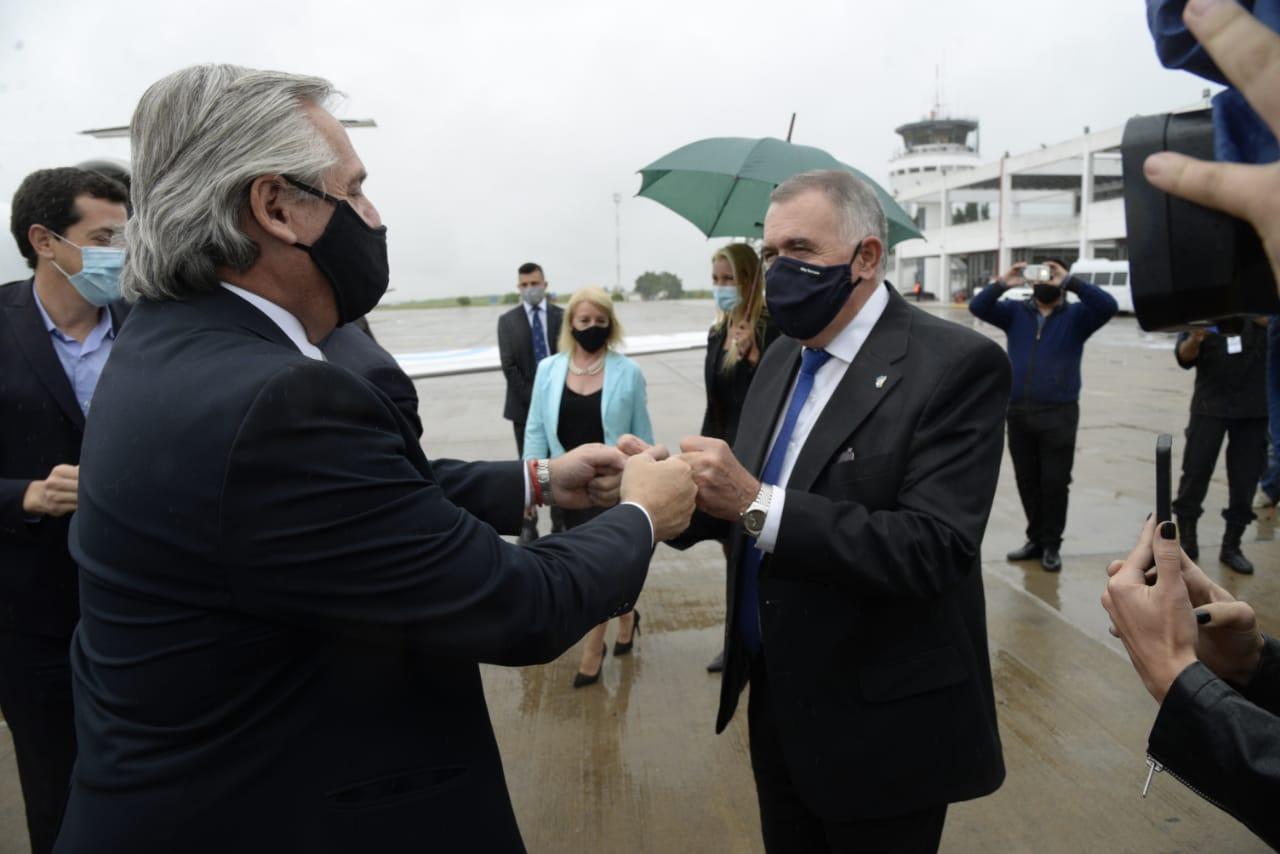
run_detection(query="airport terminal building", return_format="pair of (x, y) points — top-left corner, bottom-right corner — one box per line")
(886, 95), (1213, 301)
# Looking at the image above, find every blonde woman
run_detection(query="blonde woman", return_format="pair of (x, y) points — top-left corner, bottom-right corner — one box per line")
(702, 243), (779, 673)
(524, 286), (655, 687)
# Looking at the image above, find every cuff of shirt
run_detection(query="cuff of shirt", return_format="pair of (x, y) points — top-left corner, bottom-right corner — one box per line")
(620, 501), (656, 548)
(754, 486), (785, 553)
(522, 461), (532, 510)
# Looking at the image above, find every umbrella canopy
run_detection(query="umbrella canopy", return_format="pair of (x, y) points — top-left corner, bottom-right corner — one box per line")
(636, 136), (923, 248)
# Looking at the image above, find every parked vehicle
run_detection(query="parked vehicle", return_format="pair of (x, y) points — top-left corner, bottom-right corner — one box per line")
(992, 258), (1131, 312)
(1069, 259), (1132, 313)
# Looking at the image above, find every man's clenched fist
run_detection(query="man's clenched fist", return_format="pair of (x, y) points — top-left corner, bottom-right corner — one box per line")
(22, 464), (79, 518)
(619, 454), (696, 542)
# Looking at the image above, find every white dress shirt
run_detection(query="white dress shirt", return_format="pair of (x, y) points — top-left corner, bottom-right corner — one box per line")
(755, 282), (890, 552)
(522, 298), (551, 354)
(220, 283), (326, 361)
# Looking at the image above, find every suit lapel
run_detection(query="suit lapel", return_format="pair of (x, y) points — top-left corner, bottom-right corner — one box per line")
(2, 280), (86, 431)
(785, 287), (912, 493)
(107, 298), (132, 331)
(733, 339), (801, 477)
(511, 306), (533, 372)
(547, 304), (563, 355)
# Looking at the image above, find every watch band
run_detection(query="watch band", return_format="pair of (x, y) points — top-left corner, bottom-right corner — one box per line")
(741, 484), (773, 536)
(536, 459), (555, 507)
(751, 483), (773, 513)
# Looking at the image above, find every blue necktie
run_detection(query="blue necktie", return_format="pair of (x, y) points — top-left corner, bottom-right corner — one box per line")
(737, 347), (833, 657)
(530, 306), (548, 364)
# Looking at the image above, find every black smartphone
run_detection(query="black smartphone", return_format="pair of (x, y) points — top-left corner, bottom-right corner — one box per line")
(1156, 433), (1173, 524)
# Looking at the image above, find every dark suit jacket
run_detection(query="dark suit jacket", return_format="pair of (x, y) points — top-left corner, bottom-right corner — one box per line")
(677, 285), (1010, 821)
(0, 279), (129, 639)
(321, 323), (423, 438)
(498, 301), (562, 423)
(56, 286), (652, 853)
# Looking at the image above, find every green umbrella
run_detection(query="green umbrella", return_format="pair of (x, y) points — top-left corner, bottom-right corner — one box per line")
(636, 136), (923, 248)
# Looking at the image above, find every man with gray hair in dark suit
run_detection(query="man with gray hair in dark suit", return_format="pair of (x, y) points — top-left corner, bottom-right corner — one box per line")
(671, 169), (1009, 852)
(56, 64), (696, 853)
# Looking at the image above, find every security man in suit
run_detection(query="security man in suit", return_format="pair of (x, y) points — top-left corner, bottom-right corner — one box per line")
(1172, 318), (1270, 574)
(0, 167), (129, 854)
(498, 261), (565, 542)
(671, 169), (1009, 852)
(54, 65), (696, 854)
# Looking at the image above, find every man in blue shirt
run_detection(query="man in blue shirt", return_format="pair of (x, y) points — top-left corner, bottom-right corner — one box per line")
(969, 259), (1118, 571)
(0, 167), (129, 854)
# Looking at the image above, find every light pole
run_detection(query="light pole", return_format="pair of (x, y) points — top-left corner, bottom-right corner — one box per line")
(612, 193), (622, 293)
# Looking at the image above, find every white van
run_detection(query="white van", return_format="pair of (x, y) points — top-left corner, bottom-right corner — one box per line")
(1069, 259), (1132, 313)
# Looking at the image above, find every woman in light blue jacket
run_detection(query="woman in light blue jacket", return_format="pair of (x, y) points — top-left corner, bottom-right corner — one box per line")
(524, 286), (654, 688)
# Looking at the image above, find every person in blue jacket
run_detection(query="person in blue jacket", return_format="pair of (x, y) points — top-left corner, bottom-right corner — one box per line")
(525, 285), (655, 687)
(969, 259), (1118, 571)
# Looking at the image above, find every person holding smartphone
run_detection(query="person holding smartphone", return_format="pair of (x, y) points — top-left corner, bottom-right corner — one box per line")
(969, 258), (1118, 571)
(1106, 1), (1280, 848)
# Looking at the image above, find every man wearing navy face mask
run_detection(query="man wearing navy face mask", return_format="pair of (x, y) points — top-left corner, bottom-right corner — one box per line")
(0, 166), (129, 854)
(669, 170), (1009, 852)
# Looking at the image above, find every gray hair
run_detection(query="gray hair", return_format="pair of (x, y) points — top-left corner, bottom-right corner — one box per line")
(123, 65), (339, 301)
(770, 169), (888, 272)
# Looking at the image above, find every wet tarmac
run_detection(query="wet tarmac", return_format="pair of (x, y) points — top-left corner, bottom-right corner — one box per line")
(0, 300), (1272, 852)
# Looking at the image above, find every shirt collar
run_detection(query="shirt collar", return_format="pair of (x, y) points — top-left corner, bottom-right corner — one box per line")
(523, 297), (546, 314)
(32, 285), (115, 345)
(219, 282), (326, 361)
(822, 281), (890, 364)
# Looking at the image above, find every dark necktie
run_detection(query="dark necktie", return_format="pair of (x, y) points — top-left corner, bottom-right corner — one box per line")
(736, 347), (833, 657)
(530, 306), (548, 364)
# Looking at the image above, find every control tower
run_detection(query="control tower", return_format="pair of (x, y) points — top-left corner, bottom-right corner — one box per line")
(887, 113), (981, 195)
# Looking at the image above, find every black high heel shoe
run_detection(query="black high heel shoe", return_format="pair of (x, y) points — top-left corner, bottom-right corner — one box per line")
(573, 644), (607, 688)
(612, 610), (641, 657)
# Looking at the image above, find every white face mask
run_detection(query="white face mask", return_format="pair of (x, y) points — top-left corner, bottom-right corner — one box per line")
(522, 285), (546, 306)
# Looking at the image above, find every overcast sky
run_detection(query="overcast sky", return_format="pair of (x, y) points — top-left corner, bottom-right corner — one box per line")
(0, 0), (1210, 301)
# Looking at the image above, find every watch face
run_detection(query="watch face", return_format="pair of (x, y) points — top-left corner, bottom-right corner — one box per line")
(743, 509), (765, 535)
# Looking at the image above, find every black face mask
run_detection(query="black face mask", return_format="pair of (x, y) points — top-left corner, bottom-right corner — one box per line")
(286, 177), (389, 326)
(1033, 284), (1061, 305)
(765, 240), (864, 340)
(572, 325), (610, 354)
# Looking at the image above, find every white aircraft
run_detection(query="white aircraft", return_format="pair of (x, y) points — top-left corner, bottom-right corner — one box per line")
(395, 332), (708, 379)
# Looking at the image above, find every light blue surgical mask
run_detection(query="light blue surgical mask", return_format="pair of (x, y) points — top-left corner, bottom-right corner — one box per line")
(713, 286), (740, 313)
(51, 233), (125, 306)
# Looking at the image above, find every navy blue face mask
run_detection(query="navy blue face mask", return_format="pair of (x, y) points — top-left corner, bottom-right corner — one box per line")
(764, 240), (864, 340)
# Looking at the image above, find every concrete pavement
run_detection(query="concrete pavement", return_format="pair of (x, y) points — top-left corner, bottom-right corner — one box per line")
(0, 299), (1270, 852)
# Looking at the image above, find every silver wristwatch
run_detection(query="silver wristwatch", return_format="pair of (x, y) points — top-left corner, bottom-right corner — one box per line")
(741, 484), (773, 538)
(537, 459), (555, 507)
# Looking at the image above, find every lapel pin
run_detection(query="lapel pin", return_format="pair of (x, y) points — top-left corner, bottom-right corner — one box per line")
(875, 375), (887, 389)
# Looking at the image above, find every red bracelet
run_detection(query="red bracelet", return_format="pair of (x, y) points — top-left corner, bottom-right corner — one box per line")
(528, 460), (542, 506)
